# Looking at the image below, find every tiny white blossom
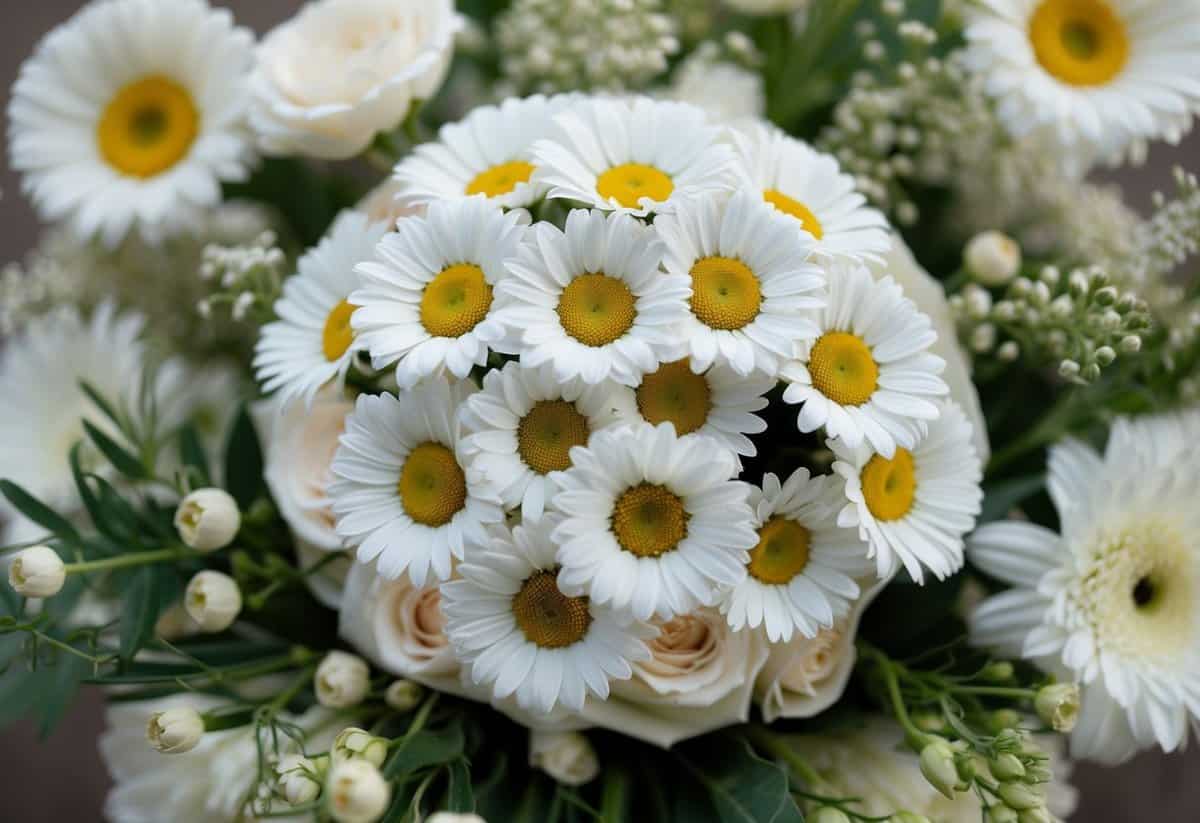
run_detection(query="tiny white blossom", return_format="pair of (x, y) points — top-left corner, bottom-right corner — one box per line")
(8, 545), (66, 598)
(174, 488), (241, 552)
(315, 651), (370, 708)
(184, 570), (242, 633)
(146, 706), (205, 754)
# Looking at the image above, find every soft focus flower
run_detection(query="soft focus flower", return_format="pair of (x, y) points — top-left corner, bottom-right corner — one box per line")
(174, 488), (240, 552)
(721, 0), (810, 14)
(315, 651), (371, 709)
(183, 570), (242, 633)
(327, 758), (391, 823)
(965, 231), (1021, 287)
(427, 814), (487, 823)
(385, 680), (423, 712)
(528, 729), (599, 786)
(664, 53), (765, 123)
(7, 545), (66, 598)
(1035, 683), (1081, 732)
(146, 706), (205, 754)
(333, 727), (388, 767)
(277, 754), (323, 806)
(918, 739), (961, 799)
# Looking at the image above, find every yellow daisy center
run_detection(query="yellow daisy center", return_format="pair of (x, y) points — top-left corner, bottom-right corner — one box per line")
(748, 517), (812, 585)
(420, 264), (493, 338)
(321, 300), (356, 362)
(596, 163), (674, 209)
(465, 161), (536, 198)
(861, 449), (917, 522)
(612, 483), (689, 558)
(398, 442), (467, 527)
(808, 332), (879, 406)
(763, 189), (825, 238)
(512, 569), (592, 648)
(636, 360), (712, 436)
(557, 273), (637, 347)
(517, 400), (591, 475)
(1029, 0), (1129, 87)
(97, 75), (199, 179)
(689, 257), (763, 331)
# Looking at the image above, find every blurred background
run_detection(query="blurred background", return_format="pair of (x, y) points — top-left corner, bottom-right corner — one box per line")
(1, 2), (1197, 820)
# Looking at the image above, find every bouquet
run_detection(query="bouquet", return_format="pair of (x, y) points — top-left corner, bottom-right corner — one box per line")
(3, 0), (1199, 821)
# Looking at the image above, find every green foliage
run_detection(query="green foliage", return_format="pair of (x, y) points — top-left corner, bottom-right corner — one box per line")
(223, 157), (363, 249)
(224, 406), (266, 510)
(674, 736), (806, 823)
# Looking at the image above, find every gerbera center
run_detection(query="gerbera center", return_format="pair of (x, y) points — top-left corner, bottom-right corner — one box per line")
(612, 483), (689, 558)
(808, 332), (879, 406)
(596, 163), (674, 209)
(97, 75), (199, 178)
(517, 400), (591, 474)
(689, 257), (763, 331)
(557, 273), (637, 347)
(321, 300), (356, 361)
(512, 570), (592, 648)
(420, 264), (493, 338)
(465, 160), (536, 198)
(861, 449), (917, 522)
(748, 517), (812, 585)
(398, 442), (467, 527)
(1029, 0), (1129, 87)
(636, 360), (712, 436)
(763, 190), (825, 239)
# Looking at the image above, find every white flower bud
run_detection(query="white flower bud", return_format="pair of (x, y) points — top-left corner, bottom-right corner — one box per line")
(333, 727), (388, 768)
(385, 679), (423, 712)
(8, 545), (66, 598)
(1094, 345), (1117, 366)
(919, 740), (960, 799)
(988, 806), (1019, 823)
(997, 341), (1020, 362)
(989, 752), (1026, 782)
(965, 231), (1021, 286)
(147, 706), (205, 754)
(316, 651), (370, 708)
(529, 729), (599, 787)
(813, 808), (852, 823)
(1080, 363), (1101, 383)
(184, 570), (242, 633)
(174, 488), (241, 552)
(891, 813), (933, 823)
(970, 324), (997, 353)
(1035, 683), (1079, 732)
(1120, 335), (1142, 353)
(278, 754), (323, 806)
(1058, 360), (1081, 380)
(427, 814), (487, 823)
(327, 759), (391, 823)
(1017, 807), (1053, 823)
(997, 781), (1044, 811)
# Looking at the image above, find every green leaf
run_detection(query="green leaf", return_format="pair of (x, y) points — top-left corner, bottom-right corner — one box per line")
(0, 480), (80, 545)
(224, 407), (265, 509)
(674, 737), (805, 823)
(384, 718), (466, 779)
(177, 424), (211, 487)
(37, 651), (90, 738)
(78, 380), (126, 436)
(222, 157), (358, 247)
(979, 473), (1046, 524)
(445, 758), (475, 813)
(119, 566), (177, 662)
(82, 420), (149, 480)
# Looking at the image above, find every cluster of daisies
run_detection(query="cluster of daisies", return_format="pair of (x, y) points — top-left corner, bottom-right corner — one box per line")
(254, 93), (984, 715)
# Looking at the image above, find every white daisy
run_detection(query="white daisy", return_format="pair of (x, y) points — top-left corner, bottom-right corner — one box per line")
(494, 208), (691, 386)
(964, 0), (1200, 159)
(780, 260), (947, 458)
(350, 197), (526, 390)
(968, 412), (1200, 765)
(832, 399), (984, 583)
(729, 123), (891, 263)
(441, 519), (655, 714)
(530, 96), (737, 217)
(654, 189), (825, 376)
(721, 469), (873, 643)
(254, 211), (389, 409)
(550, 421), (759, 621)
(328, 379), (504, 585)
(7, 0), (255, 247)
(458, 361), (637, 522)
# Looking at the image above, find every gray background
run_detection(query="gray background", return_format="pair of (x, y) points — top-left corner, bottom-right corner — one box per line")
(1, 2), (1197, 820)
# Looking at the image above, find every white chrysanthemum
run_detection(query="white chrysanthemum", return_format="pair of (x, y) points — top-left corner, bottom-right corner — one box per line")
(781, 260), (947, 458)
(654, 189), (825, 376)
(722, 469), (872, 643)
(832, 400), (983, 583)
(494, 208), (690, 386)
(350, 197), (525, 389)
(530, 97), (736, 216)
(968, 412), (1200, 765)
(730, 123), (890, 262)
(550, 422), (759, 621)
(964, 0), (1200, 159)
(459, 361), (637, 522)
(328, 380), (504, 585)
(249, 0), (461, 159)
(7, 0), (255, 247)
(254, 212), (389, 409)
(442, 519), (655, 714)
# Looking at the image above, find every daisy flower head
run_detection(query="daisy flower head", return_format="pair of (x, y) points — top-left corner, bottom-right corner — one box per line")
(550, 421), (759, 621)
(968, 413), (1200, 764)
(350, 197), (526, 390)
(442, 519), (656, 714)
(530, 96), (737, 217)
(494, 208), (691, 386)
(832, 399), (983, 583)
(729, 123), (891, 263)
(254, 211), (390, 409)
(7, 0), (255, 247)
(653, 189), (825, 377)
(328, 379), (504, 585)
(459, 361), (637, 522)
(780, 260), (948, 458)
(721, 469), (873, 643)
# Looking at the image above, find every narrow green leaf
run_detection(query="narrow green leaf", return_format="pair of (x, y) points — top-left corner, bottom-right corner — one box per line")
(0, 480), (80, 545)
(78, 380), (126, 435)
(445, 758), (475, 813)
(37, 652), (90, 738)
(177, 424), (211, 487)
(224, 407), (265, 509)
(384, 718), (466, 779)
(119, 566), (176, 662)
(82, 420), (149, 480)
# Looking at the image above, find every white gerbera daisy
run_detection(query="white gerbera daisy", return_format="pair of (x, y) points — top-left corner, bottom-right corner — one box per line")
(832, 400), (983, 583)
(721, 469), (873, 643)
(328, 380), (504, 585)
(442, 519), (655, 714)
(254, 212), (389, 409)
(967, 412), (1200, 765)
(350, 197), (526, 390)
(530, 97), (737, 217)
(781, 260), (947, 458)
(654, 189), (825, 376)
(730, 123), (891, 263)
(459, 361), (637, 522)
(494, 208), (690, 386)
(964, 0), (1200, 159)
(7, 0), (255, 247)
(550, 422), (759, 621)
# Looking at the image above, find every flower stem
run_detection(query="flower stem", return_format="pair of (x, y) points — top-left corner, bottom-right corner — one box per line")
(64, 546), (196, 575)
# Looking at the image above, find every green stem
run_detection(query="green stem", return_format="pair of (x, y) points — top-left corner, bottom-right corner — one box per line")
(946, 685), (1037, 700)
(599, 763), (629, 822)
(859, 643), (930, 750)
(746, 725), (824, 787)
(64, 546), (196, 575)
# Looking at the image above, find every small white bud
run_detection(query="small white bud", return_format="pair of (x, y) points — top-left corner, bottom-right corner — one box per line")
(989, 807), (1019, 823)
(175, 488), (240, 552)
(184, 570), (242, 633)
(1058, 360), (1081, 380)
(278, 754), (323, 806)
(8, 545), (66, 598)
(316, 651), (370, 708)
(1035, 683), (1079, 732)
(529, 729), (599, 787)
(965, 231), (1021, 286)
(327, 759), (391, 823)
(385, 679), (423, 712)
(1017, 807), (1053, 823)
(997, 781), (1044, 811)
(427, 814), (487, 823)
(333, 727), (388, 768)
(919, 740), (960, 799)
(812, 808), (852, 823)
(1094, 346), (1116, 366)
(997, 341), (1020, 362)
(989, 752), (1026, 782)
(970, 324), (996, 353)
(147, 705), (205, 754)
(1120, 335), (1142, 353)
(892, 814), (933, 823)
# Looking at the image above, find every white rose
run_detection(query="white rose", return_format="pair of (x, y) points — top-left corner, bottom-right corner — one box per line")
(250, 0), (462, 159)
(528, 729), (599, 786)
(665, 57), (765, 124)
(356, 177), (427, 229)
